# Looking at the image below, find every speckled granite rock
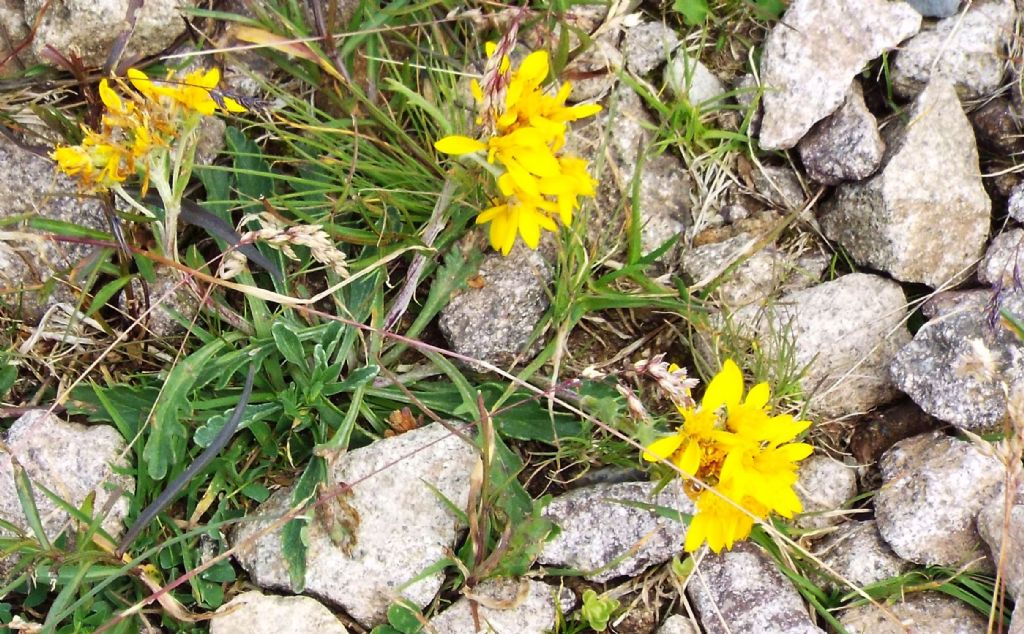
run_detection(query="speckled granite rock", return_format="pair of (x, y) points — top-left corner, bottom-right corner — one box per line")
(812, 520), (912, 590)
(622, 21), (679, 75)
(840, 591), (987, 634)
(666, 54), (725, 107)
(797, 82), (884, 185)
(210, 591), (348, 634)
(657, 614), (699, 634)
(427, 578), (575, 634)
(907, 0), (962, 16)
(874, 431), (1003, 568)
(977, 496), (1024, 599)
(794, 455), (858, 530)
(977, 229), (1024, 288)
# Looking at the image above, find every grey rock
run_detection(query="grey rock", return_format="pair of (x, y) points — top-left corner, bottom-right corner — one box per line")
(232, 423), (477, 628)
(891, 290), (1024, 429)
(757, 0), (921, 149)
(977, 499), (1024, 599)
(920, 289), (992, 319)
(734, 73), (763, 136)
(538, 480), (695, 582)
(665, 54), (725, 108)
(25, 0), (192, 68)
(563, 34), (622, 103)
(907, 0), (962, 17)
(687, 542), (825, 634)
(0, 135), (106, 322)
(0, 0), (36, 74)
(794, 455), (857, 530)
(0, 411), (131, 545)
(971, 97), (1024, 154)
(820, 78), (990, 287)
(657, 614), (699, 634)
(210, 591), (348, 634)
(439, 246), (552, 371)
(120, 271), (200, 338)
(978, 229), (1024, 287)
(892, 0), (1014, 100)
(840, 591), (987, 633)
(752, 166), (807, 211)
(797, 82), (885, 185)
(1010, 181), (1024, 223)
(427, 578), (575, 634)
(874, 431), (1003, 567)
(735, 273), (911, 418)
(681, 234), (801, 308)
(812, 520), (913, 590)
(1013, 600), (1024, 634)
(622, 22), (679, 75)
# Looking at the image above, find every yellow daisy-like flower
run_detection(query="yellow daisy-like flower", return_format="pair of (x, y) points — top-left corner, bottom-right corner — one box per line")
(641, 359), (814, 553)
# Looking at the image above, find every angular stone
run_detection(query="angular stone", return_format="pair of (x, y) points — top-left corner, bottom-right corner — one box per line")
(797, 82), (884, 185)
(666, 54), (725, 108)
(892, 0), (1014, 100)
(427, 579), (575, 634)
(978, 229), (1024, 288)
(812, 520), (912, 590)
(687, 542), (825, 634)
(0, 135), (106, 322)
(735, 273), (911, 418)
(977, 498), (1024, 600)
(907, 0), (962, 17)
(820, 79), (990, 287)
(232, 423), (477, 628)
(25, 0), (193, 68)
(971, 97), (1024, 155)
(538, 481), (694, 582)
(563, 34), (621, 103)
(752, 166), (806, 211)
(794, 455), (857, 530)
(439, 245), (552, 371)
(0, 0), (37, 74)
(891, 290), (1024, 429)
(874, 431), (1003, 567)
(757, 0), (921, 149)
(848, 401), (939, 467)
(681, 234), (804, 308)
(0, 411), (131, 545)
(657, 614), (699, 634)
(840, 591), (988, 633)
(210, 591), (348, 634)
(622, 21), (679, 75)
(1013, 600), (1024, 634)
(921, 289), (992, 320)
(1011, 181), (1024, 223)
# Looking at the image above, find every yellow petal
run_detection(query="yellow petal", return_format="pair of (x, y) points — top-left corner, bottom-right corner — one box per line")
(702, 359), (744, 411)
(434, 135), (486, 155)
(517, 50), (549, 86)
(485, 41), (497, 58)
(744, 382), (771, 410)
(470, 79), (483, 103)
(675, 440), (701, 476)
(642, 434), (684, 463)
(98, 79), (123, 113)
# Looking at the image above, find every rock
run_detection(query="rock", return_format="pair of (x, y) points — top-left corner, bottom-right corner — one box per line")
(891, 290), (1024, 429)
(537, 480), (695, 582)
(232, 423), (477, 627)
(687, 542), (825, 634)
(439, 246), (552, 371)
(570, 85), (691, 263)
(0, 411), (131, 546)
(797, 83), (885, 185)
(1013, 601), (1024, 634)
(794, 455), (857, 530)
(751, 166), (806, 211)
(612, 597), (659, 634)
(681, 234), (805, 308)
(840, 591), (988, 633)
(820, 79), (990, 287)
(978, 229), (1024, 287)
(892, 0), (1014, 100)
(665, 54), (725, 108)
(622, 22), (679, 75)
(813, 520), (912, 590)
(977, 498), (1024, 599)
(0, 135), (106, 323)
(971, 97), (1024, 155)
(920, 289), (992, 319)
(563, 34), (622, 103)
(25, 0), (193, 68)
(848, 401), (939, 468)
(735, 273), (911, 418)
(210, 591), (348, 634)
(0, 0), (37, 74)
(757, 0), (921, 149)
(657, 615), (699, 634)
(907, 0), (962, 17)
(874, 431), (1003, 568)
(1011, 181), (1024, 223)
(428, 579), (575, 634)
(734, 73), (763, 136)
(120, 270), (200, 338)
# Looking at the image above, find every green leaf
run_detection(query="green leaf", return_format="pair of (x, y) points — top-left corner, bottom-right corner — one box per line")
(672, 0), (709, 24)
(272, 321), (308, 369)
(143, 339), (228, 480)
(754, 0), (786, 20)
(86, 275), (133, 317)
(321, 365), (380, 396)
(282, 457), (325, 592)
(581, 589), (620, 632)
(487, 495), (556, 578)
(194, 402), (281, 448)
(386, 602), (424, 634)
(0, 361), (16, 397)
(11, 460), (49, 549)
(226, 127), (274, 201)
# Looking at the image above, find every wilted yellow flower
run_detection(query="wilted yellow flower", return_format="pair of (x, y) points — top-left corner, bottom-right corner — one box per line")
(642, 359), (813, 553)
(435, 44), (600, 255)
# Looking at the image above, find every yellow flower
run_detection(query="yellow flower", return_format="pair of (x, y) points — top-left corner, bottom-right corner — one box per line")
(127, 67), (246, 116)
(476, 194), (558, 255)
(684, 487), (761, 553)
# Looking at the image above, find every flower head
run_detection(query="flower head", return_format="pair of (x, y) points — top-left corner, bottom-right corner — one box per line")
(641, 359), (813, 553)
(434, 43), (601, 255)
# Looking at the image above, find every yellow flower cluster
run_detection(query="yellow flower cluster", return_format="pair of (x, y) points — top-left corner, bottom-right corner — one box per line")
(52, 67), (245, 192)
(435, 45), (602, 255)
(642, 360), (813, 553)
